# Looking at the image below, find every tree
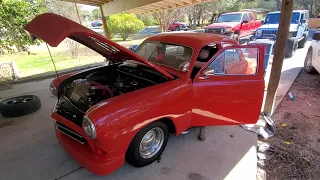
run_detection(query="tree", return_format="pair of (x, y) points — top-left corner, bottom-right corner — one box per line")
(153, 9), (184, 32)
(136, 14), (157, 26)
(45, 0), (82, 58)
(107, 13), (145, 41)
(0, 0), (45, 54)
(91, 8), (101, 20)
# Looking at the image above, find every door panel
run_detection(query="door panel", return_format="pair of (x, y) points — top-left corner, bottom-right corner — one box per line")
(240, 14), (250, 37)
(191, 46), (265, 126)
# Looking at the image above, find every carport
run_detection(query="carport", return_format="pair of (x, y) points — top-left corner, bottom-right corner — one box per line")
(0, 0), (296, 179)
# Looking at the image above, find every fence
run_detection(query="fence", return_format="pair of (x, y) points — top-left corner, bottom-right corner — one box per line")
(309, 18), (320, 29)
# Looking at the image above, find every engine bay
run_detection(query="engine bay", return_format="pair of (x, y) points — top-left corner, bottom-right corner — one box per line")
(55, 62), (170, 126)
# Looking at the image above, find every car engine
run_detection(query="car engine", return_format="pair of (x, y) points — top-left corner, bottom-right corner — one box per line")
(55, 64), (167, 126)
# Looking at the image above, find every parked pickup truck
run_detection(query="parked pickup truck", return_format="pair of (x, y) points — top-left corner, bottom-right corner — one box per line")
(254, 10), (309, 58)
(205, 12), (262, 42)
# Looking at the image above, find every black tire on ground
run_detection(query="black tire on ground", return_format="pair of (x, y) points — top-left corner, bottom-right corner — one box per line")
(0, 95), (41, 117)
(304, 49), (317, 74)
(232, 34), (239, 44)
(175, 26), (180, 31)
(126, 121), (169, 167)
(298, 33), (308, 48)
(285, 38), (298, 58)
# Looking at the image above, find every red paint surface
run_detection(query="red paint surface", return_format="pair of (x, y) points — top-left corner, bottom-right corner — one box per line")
(26, 13), (265, 176)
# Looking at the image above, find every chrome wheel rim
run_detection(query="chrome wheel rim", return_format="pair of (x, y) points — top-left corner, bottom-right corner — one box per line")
(139, 127), (164, 159)
(4, 96), (34, 105)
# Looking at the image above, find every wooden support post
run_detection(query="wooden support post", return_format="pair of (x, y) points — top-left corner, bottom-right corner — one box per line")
(100, 6), (111, 39)
(74, 3), (82, 25)
(263, 0), (294, 115)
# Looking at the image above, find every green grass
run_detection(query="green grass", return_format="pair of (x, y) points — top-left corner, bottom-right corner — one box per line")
(0, 37), (146, 79)
(0, 45), (104, 78)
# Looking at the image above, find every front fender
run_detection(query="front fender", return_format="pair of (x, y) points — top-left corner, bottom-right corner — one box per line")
(88, 78), (193, 156)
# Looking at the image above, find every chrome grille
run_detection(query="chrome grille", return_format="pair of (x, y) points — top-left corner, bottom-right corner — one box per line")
(207, 28), (222, 34)
(56, 122), (86, 144)
(262, 29), (278, 36)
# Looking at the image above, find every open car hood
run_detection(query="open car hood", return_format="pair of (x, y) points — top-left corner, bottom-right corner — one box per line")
(24, 13), (174, 79)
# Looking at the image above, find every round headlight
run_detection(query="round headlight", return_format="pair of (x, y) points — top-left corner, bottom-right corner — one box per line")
(50, 82), (57, 97)
(82, 116), (97, 139)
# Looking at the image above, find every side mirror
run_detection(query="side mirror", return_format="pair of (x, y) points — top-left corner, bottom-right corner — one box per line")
(198, 69), (215, 79)
(203, 69), (215, 76)
(242, 20), (249, 24)
(301, 19), (307, 24)
(179, 62), (190, 72)
(261, 20), (265, 24)
(312, 32), (320, 41)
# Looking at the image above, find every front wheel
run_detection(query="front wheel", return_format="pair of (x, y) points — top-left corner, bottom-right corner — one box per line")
(126, 121), (169, 167)
(304, 49), (317, 74)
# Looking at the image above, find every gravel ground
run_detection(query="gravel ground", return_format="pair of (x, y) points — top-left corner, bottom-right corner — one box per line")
(257, 70), (320, 180)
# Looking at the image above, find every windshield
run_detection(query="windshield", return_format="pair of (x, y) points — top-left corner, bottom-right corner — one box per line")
(136, 42), (193, 71)
(265, 12), (300, 24)
(216, 13), (242, 23)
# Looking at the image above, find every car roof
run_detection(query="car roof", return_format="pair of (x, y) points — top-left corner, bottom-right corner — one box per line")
(144, 33), (237, 48)
(268, 10), (309, 14)
(223, 12), (248, 15)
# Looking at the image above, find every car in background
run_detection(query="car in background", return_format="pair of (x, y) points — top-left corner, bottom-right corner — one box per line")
(168, 21), (189, 31)
(139, 26), (161, 34)
(205, 12), (262, 42)
(254, 10), (309, 58)
(249, 36), (275, 72)
(304, 31), (320, 74)
(91, 20), (102, 27)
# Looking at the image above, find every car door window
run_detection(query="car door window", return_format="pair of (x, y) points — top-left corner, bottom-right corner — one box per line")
(249, 13), (254, 21)
(206, 48), (259, 75)
(242, 14), (248, 22)
(136, 42), (159, 60)
(148, 43), (193, 71)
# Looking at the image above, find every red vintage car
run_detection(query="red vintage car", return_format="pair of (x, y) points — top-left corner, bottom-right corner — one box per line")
(25, 13), (265, 176)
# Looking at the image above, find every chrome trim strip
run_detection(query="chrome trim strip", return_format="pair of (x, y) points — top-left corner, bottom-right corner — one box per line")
(56, 124), (86, 144)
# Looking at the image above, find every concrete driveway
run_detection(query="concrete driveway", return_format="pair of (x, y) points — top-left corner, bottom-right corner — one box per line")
(0, 40), (311, 180)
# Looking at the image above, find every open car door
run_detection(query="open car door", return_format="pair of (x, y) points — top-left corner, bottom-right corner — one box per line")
(191, 45), (265, 126)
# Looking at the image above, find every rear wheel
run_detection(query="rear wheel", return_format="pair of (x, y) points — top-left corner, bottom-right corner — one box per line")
(298, 34), (308, 48)
(175, 26), (180, 31)
(304, 49), (317, 74)
(126, 121), (169, 167)
(285, 38), (298, 58)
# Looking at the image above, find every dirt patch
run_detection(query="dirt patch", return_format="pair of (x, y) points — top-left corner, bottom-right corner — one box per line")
(258, 70), (320, 180)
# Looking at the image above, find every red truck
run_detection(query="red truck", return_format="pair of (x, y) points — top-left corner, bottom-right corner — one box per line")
(205, 12), (262, 42)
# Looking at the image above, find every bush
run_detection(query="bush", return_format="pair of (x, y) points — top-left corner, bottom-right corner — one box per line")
(107, 13), (145, 41)
(137, 14), (157, 26)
